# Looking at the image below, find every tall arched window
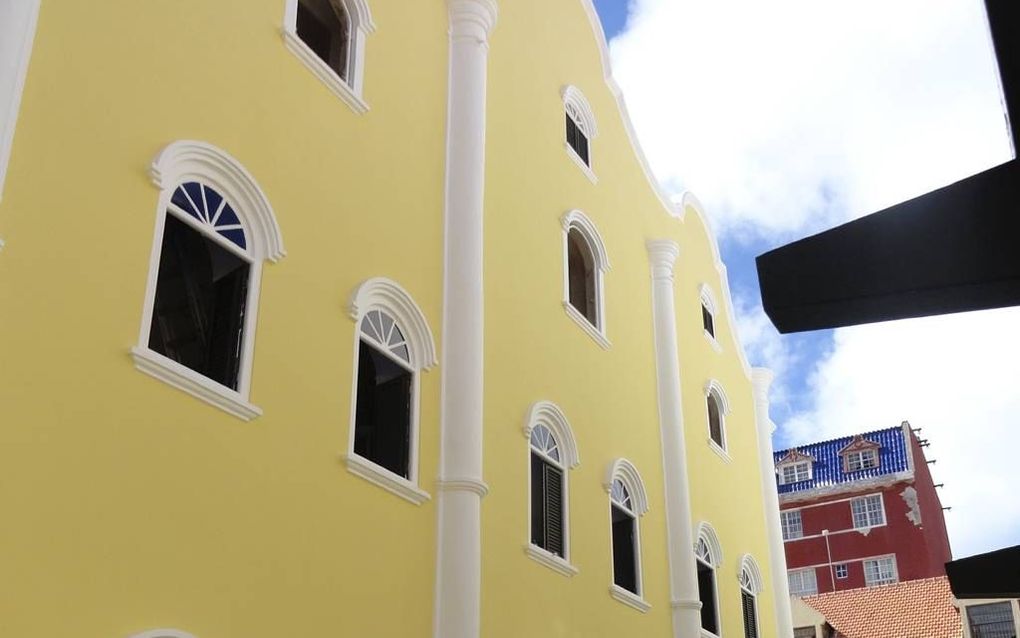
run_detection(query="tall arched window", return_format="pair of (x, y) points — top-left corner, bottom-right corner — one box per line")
(282, 0), (376, 113)
(134, 141), (285, 421)
(696, 523), (723, 636)
(561, 85), (598, 181)
(739, 555), (764, 638)
(346, 277), (436, 505)
(523, 401), (580, 575)
(605, 458), (650, 612)
(704, 380), (730, 452)
(561, 210), (610, 348)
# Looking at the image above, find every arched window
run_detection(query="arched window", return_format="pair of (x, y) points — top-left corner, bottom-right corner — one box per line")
(134, 141), (285, 421)
(283, 0), (376, 113)
(605, 458), (650, 611)
(704, 380), (729, 452)
(561, 210), (610, 348)
(346, 277), (436, 505)
(700, 283), (718, 342)
(561, 85), (598, 181)
(695, 522), (723, 636)
(738, 555), (764, 638)
(524, 401), (580, 575)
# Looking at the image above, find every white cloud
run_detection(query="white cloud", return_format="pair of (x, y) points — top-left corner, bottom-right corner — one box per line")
(781, 308), (1020, 557)
(609, 0), (1012, 240)
(607, 0), (1020, 558)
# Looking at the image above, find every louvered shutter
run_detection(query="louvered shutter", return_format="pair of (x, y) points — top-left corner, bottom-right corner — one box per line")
(543, 463), (564, 557)
(742, 590), (758, 638)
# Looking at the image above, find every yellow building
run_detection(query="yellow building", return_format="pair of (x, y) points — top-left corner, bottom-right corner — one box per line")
(0, 1), (793, 636)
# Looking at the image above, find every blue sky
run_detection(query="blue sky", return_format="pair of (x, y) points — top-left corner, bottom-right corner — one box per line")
(592, 0), (1020, 557)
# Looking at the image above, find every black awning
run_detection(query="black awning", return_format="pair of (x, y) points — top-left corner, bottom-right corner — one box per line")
(756, 0), (1020, 334)
(945, 545), (1020, 599)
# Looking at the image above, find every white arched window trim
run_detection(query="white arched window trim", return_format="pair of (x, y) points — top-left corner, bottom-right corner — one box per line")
(739, 554), (764, 638)
(699, 283), (722, 352)
(132, 140), (286, 421)
(523, 401), (580, 576)
(605, 457), (651, 612)
(344, 277), (436, 505)
(127, 631), (198, 638)
(561, 85), (598, 183)
(704, 379), (731, 461)
(561, 209), (611, 349)
(281, 0), (376, 114)
(696, 521), (724, 638)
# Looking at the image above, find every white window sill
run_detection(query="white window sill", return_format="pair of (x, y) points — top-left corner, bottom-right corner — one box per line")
(524, 544), (579, 577)
(704, 330), (722, 353)
(853, 522), (886, 535)
(610, 585), (651, 613)
(281, 29), (368, 114)
(563, 302), (610, 349)
(564, 143), (597, 184)
(131, 346), (262, 421)
(344, 453), (430, 505)
(701, 630), (721, 638)
(708, 439), (731, 464)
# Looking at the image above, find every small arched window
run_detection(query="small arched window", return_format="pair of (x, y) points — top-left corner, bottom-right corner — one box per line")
(561, 85), (598, 181)
(562, 210), (610, 348)
(134, 141), (285, 421)
(283, 0), (376, 113)
(605, 458), (650, 611)
(347, 278), (437, 505)
(696, 522), (723, 636)
(699, 284), (718, 343)
(524, 401), (580, 575)
(738, 555), (764, 638)
(705, 380), (729, 452)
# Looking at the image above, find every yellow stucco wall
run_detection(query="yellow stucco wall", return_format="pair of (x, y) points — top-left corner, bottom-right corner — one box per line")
(0, 1), (778, 636)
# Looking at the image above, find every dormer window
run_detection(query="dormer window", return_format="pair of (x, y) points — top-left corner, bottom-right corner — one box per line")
(839, 435), (882, 473)
(779, 461), (811, 485)
(845, 449), (878, 472)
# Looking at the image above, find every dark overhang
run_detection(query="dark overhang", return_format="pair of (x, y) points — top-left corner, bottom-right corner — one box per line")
(945, 544), (1020, 599)
(757, 0), (1020, 334)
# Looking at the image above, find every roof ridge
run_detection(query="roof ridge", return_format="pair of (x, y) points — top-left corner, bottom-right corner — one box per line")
(775, 424), (904, 455)
(803, 575), (950, 600)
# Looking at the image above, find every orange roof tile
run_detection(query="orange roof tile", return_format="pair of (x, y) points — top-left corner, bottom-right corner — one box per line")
(802, 576), (961, 638)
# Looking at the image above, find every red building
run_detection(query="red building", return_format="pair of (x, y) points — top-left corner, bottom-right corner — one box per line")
(774, 421), (951, 597)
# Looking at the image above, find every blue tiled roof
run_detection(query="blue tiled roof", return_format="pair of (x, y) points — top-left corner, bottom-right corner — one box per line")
(773, 426), (910, 494)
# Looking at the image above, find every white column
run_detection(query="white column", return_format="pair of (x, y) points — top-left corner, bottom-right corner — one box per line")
(434, 2), (496, 638)
(646, 240), (702, 638)
(751, 368), (794, 638)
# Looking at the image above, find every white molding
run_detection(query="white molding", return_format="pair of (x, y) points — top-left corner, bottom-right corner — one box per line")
(561, 85), (599, 137)
(523, 400), (580, 468)
(131, 347), (262, 421)
(778, 470), (914, 504)
(564, 142), (598, 183)
(127, 630), (199, 638)
(695, 521), (723, 567)
(610, 584), (651, 613)
(344, 453), (430, 505)
(563, 302), (611, 349)
(280, 0), (374, 114)
(524, 544), (579, 577)
(703, 379), (729, 453)
(347, 277), (438, 370)
(738, 554), (765, 595)
(561, 209), (610, 268)
(707, 439), (732, 464)
(149, 140), (285, 262)
(437, 477), (490, 497)
(704, 330), (722, 352)
(604, 458), (649, 515)
(0, 0), (40, 204)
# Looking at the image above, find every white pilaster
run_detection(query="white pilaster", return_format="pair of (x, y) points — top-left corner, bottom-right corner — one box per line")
(751, 368), (794, 638)
(646, 240), (702, 638)
(434, 2), (496, 638)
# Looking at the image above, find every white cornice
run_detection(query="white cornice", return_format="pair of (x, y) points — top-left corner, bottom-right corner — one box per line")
(778, 470), (915, 504)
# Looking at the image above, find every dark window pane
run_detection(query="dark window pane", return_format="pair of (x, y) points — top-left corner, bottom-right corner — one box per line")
(968, 602), (1016, 638)
(708, 396), (722, 447)
(611, 504), (637, 593)
(567, 228), (597, 326)
(296, 0), (350, 80)
(565, 114), (590, 166)
(742, 590), (758, 638)
(698, 561), (718, 634)
(530, 455), (565, 557)
(703, 304), (715, 337)
(148, 214), (249, 389)
(354, 341), (412, 477)
(576, 131), (589, 165)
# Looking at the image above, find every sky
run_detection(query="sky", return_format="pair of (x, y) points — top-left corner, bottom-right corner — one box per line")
(592, 0), (1019, 558)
